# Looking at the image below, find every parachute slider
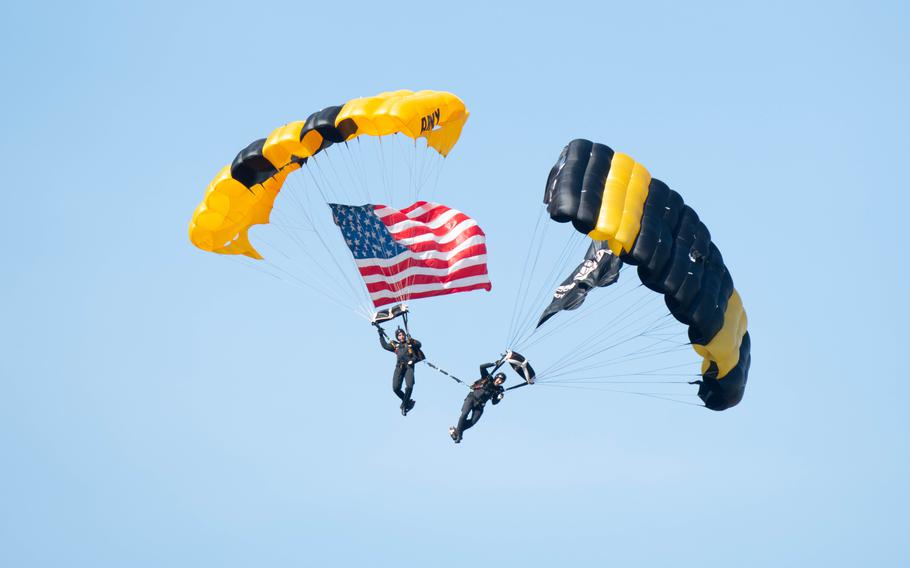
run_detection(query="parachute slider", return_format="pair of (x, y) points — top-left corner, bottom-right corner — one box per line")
(371, 303), (409, 324)
(501, 350), (536, 389)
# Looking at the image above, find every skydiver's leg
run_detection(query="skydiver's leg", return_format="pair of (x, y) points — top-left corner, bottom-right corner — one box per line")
(392, 366), (406, 402)
(454, 396), (474, 438)
(463, 404), (484, 431)
(403, 366), (415, 403)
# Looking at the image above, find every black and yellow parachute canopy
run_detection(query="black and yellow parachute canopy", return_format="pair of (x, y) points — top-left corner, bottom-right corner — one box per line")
(544, 139), (751, 410)
(189, 90), (468, 259)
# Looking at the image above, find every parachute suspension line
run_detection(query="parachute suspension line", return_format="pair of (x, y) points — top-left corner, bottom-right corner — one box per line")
(560, 342), (693, 378)
(367, 135), (412, 311)
(401, 310), (410, 336)
(515, 231), (581, 337)
(539, 314), (694, 382)
(263, 216), (349, 302)
(417, 141), (440, 198)
(514, 266), (642, 353)
(576, 310), (685, 370)
(539, 298), (673, 377)
(556, 378), (695, 384)
(392, 136), (445, 307)
(401, 135), (421, 204)
(345, 137), (410, 307)
(548, 282), (656, 351)
(517, 232), (589, 338)
(286, 177), (373, 313)
(325, 143), (369, 205)
(302, 156), (335, 204)
(349, 137), (373, 201)
(551, 361), (699, 384)
(533, 294), (667, 379)
(337, 142), (370, 205)
(247, 176), (365, 313)
(535, 383), (705, 408)
(428, 153), (446, 202)
(393, 135), (420, 300)
(285, 174), (369, 307)
(387, 137), (419, 305)
(229, 254), (366, 319)
(418, 150), (446, 204)
(505, 208), (547, 347)
(285, 171), (373, 312)
(523, 279), (652, 357)
(375, 135), (394, 207)
(393, 134), (417, 204)
(508, 219), (576, 348)
(510, 231), (587, 348)
(264, 259), (371, 320)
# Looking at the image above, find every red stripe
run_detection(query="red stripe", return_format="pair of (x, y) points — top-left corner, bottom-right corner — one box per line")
(385, 214), (473, 241)
(394, 201), (430, 216)
(372, 201), (432, 217)
(377, 204), (462, 230)
(357, 245), (488, 277)
(382, 203), (456, 225)
(364, 264), (490, 293)
(371, 281), (493, 307)
(403, 204), (456, 224)
(404, 225), (487, 253)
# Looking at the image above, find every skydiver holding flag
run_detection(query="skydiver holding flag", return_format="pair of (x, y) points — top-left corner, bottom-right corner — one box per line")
(376, 325), (424, 416)
(448, 360), (507, 444)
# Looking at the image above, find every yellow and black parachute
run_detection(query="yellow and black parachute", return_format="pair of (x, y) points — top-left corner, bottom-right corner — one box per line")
(541, 139), (750, 410)
(189, 90), (468, 260)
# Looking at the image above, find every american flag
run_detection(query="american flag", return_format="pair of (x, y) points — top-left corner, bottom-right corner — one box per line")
(330, 201), (492, 307)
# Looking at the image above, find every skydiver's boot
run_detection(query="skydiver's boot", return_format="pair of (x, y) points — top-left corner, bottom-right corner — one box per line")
(401, 399), (415, 416)
(449, 426), (460, 443)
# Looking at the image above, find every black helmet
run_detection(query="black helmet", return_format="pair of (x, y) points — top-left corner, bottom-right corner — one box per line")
(494, 372), (506, 382)
(395, 327), (407, 338)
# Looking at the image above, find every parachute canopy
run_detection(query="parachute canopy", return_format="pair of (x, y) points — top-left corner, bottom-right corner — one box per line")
(541, 139), (750, 410)
(189, 90), (469, 260)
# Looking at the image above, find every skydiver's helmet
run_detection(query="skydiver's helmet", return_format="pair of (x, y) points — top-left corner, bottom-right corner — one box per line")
(395, 327), (407, 341)
(494, 373), (506, 384)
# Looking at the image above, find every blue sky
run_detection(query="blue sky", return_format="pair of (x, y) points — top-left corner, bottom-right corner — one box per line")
(2, 1), (908, 566)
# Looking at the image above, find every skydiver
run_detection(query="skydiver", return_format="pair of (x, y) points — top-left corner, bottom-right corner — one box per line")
(377, 325), (423, 416)
(448, 362), (506, 443)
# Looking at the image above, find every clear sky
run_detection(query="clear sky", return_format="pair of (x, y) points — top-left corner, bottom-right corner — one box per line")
(2, 1), (908, 566)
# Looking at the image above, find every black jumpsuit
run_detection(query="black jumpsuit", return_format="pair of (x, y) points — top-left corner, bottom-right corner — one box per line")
(379, 334), (422, 407)
(454, 363), (504, 440)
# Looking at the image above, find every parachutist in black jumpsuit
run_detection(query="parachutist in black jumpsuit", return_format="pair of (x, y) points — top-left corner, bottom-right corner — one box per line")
(379, 328), (422, 415)
(450, 363), (505, 443)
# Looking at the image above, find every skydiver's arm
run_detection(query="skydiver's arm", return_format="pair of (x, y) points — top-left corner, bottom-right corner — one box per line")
(379, 334), (394, 352)
(479, 362), (495, 379)
(491, 387), (505, 405)
(410, 339), (421, 349)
